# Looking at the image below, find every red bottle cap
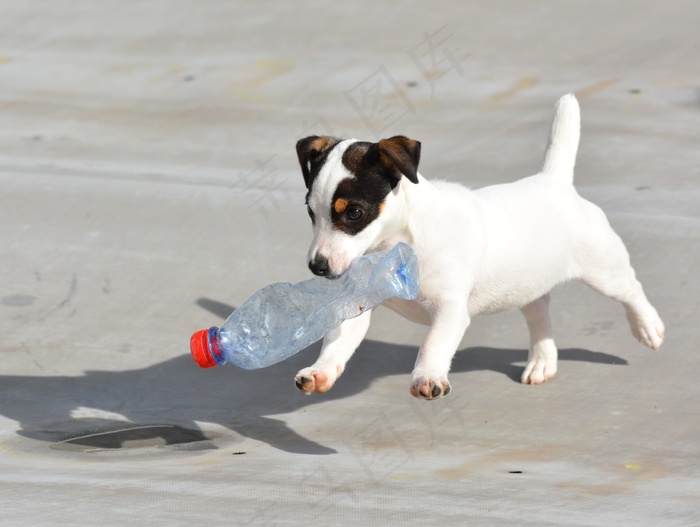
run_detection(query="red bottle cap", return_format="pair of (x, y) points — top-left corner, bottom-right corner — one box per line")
(190, 329), (219, 368)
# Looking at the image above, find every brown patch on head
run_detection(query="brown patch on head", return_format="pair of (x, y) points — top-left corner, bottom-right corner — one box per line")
(378, 200), (386, 215)
(341, 141), (371, 174)
(306, 136), (336, 153)
(377, 136), (421, 184)
(333, 198), (349, 214)
(296, 135), (341, 189)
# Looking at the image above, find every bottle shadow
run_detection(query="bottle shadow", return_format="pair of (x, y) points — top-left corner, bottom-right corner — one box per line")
(0, 299), (627, 457)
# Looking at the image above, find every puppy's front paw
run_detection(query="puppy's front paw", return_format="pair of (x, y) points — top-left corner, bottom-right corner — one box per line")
(410, 374), (452, 401)
(294, 365), (341, 395)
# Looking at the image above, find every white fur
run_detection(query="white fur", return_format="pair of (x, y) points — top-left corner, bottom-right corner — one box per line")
(296, 94), (665, 399)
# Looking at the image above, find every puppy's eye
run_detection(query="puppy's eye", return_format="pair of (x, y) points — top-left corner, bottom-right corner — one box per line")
(307, 206), (316, 223)
(346, 207), (363, 221)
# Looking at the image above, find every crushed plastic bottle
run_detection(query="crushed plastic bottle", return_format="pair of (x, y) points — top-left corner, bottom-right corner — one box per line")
(190, 242), (419, 370)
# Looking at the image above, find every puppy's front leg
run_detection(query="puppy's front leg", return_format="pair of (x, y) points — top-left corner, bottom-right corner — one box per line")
(411, 300), (470, 400)
(295, 310), (372, 395)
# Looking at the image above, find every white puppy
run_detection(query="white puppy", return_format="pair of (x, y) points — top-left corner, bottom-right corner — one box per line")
(294, 94), (664, 400)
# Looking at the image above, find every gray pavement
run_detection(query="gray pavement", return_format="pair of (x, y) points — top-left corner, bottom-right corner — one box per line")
(1, 1), (699, 525)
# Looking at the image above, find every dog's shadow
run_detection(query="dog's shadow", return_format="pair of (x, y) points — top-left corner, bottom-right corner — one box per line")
(0, 298), (626, 456)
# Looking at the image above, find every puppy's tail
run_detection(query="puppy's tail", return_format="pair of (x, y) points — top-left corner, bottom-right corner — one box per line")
(540, 93), (580, 183)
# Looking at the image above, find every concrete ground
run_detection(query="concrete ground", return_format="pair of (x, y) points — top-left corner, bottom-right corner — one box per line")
(1, 1), (698, 525)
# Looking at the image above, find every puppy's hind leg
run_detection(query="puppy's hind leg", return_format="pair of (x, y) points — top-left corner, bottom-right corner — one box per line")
(520, 294), (558, 384)
(576, 209), (665, 350)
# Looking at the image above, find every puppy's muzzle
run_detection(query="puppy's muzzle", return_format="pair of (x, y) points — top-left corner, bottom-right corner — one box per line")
(309, 255), (331, 277)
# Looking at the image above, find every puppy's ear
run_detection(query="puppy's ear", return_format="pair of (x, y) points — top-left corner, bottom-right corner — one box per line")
(296, 136), (339, 188)
(378, 136), (421, 184)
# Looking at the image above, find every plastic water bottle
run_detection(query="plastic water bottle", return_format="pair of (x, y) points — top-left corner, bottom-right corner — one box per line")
(190, 242), (419, 370)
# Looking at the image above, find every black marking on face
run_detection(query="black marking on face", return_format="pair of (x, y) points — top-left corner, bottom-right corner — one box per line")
(298, 136), (422, 235)
(327, 142), (401, 235)
(306, 203), (316, 224)
(331, 178), (387, 235)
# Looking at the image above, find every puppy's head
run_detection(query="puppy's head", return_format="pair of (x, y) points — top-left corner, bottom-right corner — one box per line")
(296, 135), (420, 277)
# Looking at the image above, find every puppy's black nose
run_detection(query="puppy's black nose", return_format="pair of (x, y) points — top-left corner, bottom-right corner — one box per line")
(309, 256), (330, 276)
